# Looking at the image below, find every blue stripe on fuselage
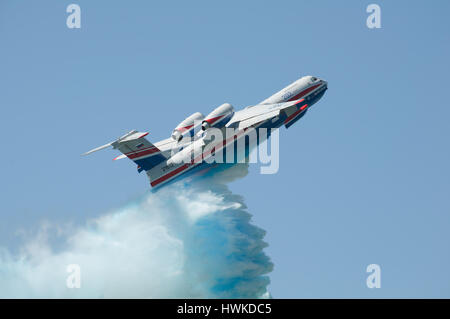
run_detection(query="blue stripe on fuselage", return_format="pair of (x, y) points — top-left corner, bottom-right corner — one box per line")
(134, 153), (167, 172)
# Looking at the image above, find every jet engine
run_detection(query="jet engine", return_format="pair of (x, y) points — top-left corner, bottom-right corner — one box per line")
(201, 103), (234, 131)
(171, 112), (205, 142)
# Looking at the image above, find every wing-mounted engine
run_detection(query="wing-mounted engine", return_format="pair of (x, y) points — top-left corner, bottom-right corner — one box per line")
(171, 112), (205, 142)
(201, 103), (235, 131)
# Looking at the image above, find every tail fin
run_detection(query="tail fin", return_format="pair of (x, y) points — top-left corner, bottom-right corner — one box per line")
(83, 130), (167, 173)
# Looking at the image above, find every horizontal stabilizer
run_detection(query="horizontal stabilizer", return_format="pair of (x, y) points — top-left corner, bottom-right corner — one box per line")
(83, 130), (147, 156)
(82, 143), (112, 156)
(83, 130), (168, 173)
(113, 154), (127, 161)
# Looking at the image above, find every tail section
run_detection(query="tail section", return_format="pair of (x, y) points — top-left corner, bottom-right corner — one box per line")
(83, 130), (168, 173)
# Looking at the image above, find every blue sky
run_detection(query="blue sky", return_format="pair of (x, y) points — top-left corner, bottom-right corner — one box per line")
(1, 0), (449, 298)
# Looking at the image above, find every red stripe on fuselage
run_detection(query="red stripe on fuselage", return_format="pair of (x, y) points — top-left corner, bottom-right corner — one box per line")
(124, 145), (156, 155)
(288, 84), (321, 101)
(127, 147), (160, 159)
(150, 129), (248, 187)
(150, 164), (190, 187)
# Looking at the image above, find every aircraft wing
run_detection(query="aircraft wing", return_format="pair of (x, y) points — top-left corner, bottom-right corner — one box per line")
(230, 99), (305, 130)
(238, 109), (280, 130)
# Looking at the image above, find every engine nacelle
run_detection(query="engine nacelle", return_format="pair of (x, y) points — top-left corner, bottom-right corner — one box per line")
(172, 112), (205, 142)
(201, 103), (234, 131)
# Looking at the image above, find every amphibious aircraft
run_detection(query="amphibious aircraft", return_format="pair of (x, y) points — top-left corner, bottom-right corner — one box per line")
(83, 76), (328, 188)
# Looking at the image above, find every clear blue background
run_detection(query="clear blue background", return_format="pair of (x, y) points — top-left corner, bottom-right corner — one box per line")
(1, 0), (449, 297)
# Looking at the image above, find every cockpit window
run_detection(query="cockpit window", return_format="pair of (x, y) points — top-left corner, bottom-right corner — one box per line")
(311, 77), (318, 82)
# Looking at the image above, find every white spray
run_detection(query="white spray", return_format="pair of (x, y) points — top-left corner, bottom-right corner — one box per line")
(0, 164), (273, 298)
